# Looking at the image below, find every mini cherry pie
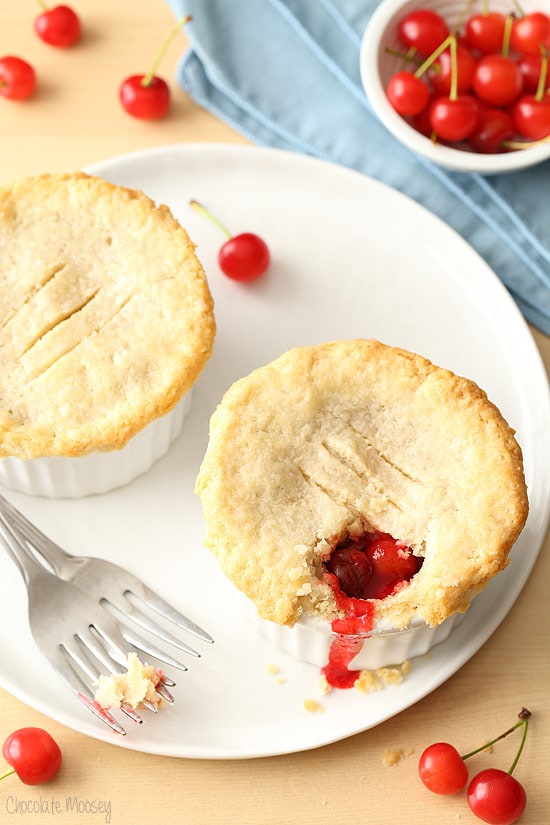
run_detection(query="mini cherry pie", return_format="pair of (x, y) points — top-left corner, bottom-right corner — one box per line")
(196, 340), (528, 679)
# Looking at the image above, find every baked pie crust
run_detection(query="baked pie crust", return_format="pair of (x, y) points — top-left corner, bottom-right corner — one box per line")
(196, 339), (529, 630)
(0, 172), (215, 459)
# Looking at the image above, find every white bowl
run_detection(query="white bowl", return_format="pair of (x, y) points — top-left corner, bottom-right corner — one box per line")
(240, 591), (464, 671)
(0, 391), (193, 498)
(360, 0), (550, 173)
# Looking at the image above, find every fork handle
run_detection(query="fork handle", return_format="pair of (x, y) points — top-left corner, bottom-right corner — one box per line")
(0, 513), (46, 586)
(0, 493), (71, 577)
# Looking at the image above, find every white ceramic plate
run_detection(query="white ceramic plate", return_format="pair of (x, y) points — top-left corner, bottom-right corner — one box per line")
(0, 144), (548, 759)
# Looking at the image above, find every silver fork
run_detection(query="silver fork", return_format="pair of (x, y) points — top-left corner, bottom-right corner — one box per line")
(0, 494), (213, 734)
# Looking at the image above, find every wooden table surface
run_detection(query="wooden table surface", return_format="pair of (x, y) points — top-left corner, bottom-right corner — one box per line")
(1, 2), (549, 823)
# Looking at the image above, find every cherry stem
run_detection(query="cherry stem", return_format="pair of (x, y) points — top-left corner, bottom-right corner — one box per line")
(449, 35), (458, 100)
(511, 0), (526, 18)
(502, 15), (513, 57)
(536, 44), (548, 101)
(141, 14), (192, 88)
(35, 1), (49, 9)
(385, 47), (429, 69)
(508, 715), (529, 776)
(414, 34), (454, 79)
(0, 766), (15, 781)
(460, 708), (532, 762)
(189, 199), (231, 239)
(503, 133), (550, 148)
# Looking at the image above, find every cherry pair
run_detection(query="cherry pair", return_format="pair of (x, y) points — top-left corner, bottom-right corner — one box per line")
(419, 708), (531, 824)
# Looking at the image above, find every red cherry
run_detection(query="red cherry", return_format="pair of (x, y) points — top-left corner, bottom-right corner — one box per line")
(418, 742), (469, 795)
(467, 769), (526, 825)
(429, 94), (481, 142)
(427, 41), (476, 95)
(34, 4), (81, 48)
(472, 54), (523, 107)
(1, 728), (62, 785)
(469, 108), (515, 153)
(0, 56), (37, 100)
(464, 11), (507, 54)
(513, 94), (550, 139)
(397, 9), (449, 56)
(119, 15), (191, 120)
(510, 12), (550, 55)
(324, 532), (421, 601)
(218, 233), (271, 282)
(325, 545), (373, 599)
(365, 533), (421, 597)
(517, 53), (545, 94)
(119, 74), (170, 120)
(386, 71), (430, 116)
(190, 200), (270, 282)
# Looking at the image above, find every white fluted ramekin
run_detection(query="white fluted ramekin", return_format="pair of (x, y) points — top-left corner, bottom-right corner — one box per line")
(0, 391), (193, 499)
(241, 595), (462, 670)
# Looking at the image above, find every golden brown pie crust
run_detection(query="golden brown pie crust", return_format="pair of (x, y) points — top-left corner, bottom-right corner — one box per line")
(196, 339), (528, 630)
(0, 172), (215, 458)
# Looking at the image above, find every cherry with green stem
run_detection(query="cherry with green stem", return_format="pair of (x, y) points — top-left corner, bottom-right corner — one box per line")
(119, 15), (192, 120)
(472, 15), (523, 107)
(1, 727), (62, 786)
(420, 35), (480, 142)
(511, 44), (550, 140)
(467, 709), (531, 825)
(34, 2), (81, 48)
(190, 200), (270, 283)
(509, 0), (550, 55)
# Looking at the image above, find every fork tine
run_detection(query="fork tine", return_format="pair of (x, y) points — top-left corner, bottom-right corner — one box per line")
(48, 645), (128, 736)
(79, 621), (129, 668)
(75, 691), (127, 736)
(122, 629), (189, 671)
(102, 597), (201, 659)
(155, 681), (175, 704)
(125, 588), (214, 644)
(67, 639), (146, 726)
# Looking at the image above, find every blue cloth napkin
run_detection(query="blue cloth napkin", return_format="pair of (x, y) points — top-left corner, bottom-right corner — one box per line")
(167, 0), (550, 335)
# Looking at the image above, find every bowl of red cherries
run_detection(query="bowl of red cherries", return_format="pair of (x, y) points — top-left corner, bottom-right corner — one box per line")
(360, 0), (550, 173)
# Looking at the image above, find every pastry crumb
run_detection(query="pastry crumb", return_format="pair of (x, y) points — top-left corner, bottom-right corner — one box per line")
(267, 663), (287, 684)
(304, 699), (324, 713)
(354, 669), (383, 694)
(383, 747), (415, 767)
(94, 652), (162, 710)
(376, 663), (407, 686)
(355, 661), (411, 694)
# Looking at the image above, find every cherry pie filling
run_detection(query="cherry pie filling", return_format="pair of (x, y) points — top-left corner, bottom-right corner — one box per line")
(320, 532), (423, 688)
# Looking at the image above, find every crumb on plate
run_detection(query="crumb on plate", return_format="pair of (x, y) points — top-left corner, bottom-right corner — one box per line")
(355, 660), (411, 694)
(304, 699), (324, 714)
